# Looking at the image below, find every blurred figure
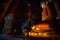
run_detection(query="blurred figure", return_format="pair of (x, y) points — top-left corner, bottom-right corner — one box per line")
(40, 0), (54, 21)
(41, 0), (60, 35)
(2, 13), (13, 34)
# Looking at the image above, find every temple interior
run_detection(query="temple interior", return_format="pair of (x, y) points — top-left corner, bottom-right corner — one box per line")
(0, 0), (60, 40)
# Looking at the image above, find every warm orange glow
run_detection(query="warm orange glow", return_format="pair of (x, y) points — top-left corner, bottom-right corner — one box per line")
(43, 33), (48, 37)
(35, 28), (40, 31)
(28, 32), (49, 37)
(29, 32), (37, 36)
(31, 23), (50, 33)
(38, 33), (42, 37)
(32, 26), (35, 29)
(28, 23), (51, 37)
(34, 24), (49, 30)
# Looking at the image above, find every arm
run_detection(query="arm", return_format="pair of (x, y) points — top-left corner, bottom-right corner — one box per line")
(42, 4), (53, 21)
(46, 4), (53, 20)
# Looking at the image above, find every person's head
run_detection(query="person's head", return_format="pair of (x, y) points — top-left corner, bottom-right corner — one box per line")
(40, 0), (46, 8)
(40, 2), (46, 8)
(40, 0), (52, 8)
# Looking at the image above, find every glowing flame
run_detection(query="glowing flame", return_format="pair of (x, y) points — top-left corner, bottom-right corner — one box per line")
(34, 24), (49, 30)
